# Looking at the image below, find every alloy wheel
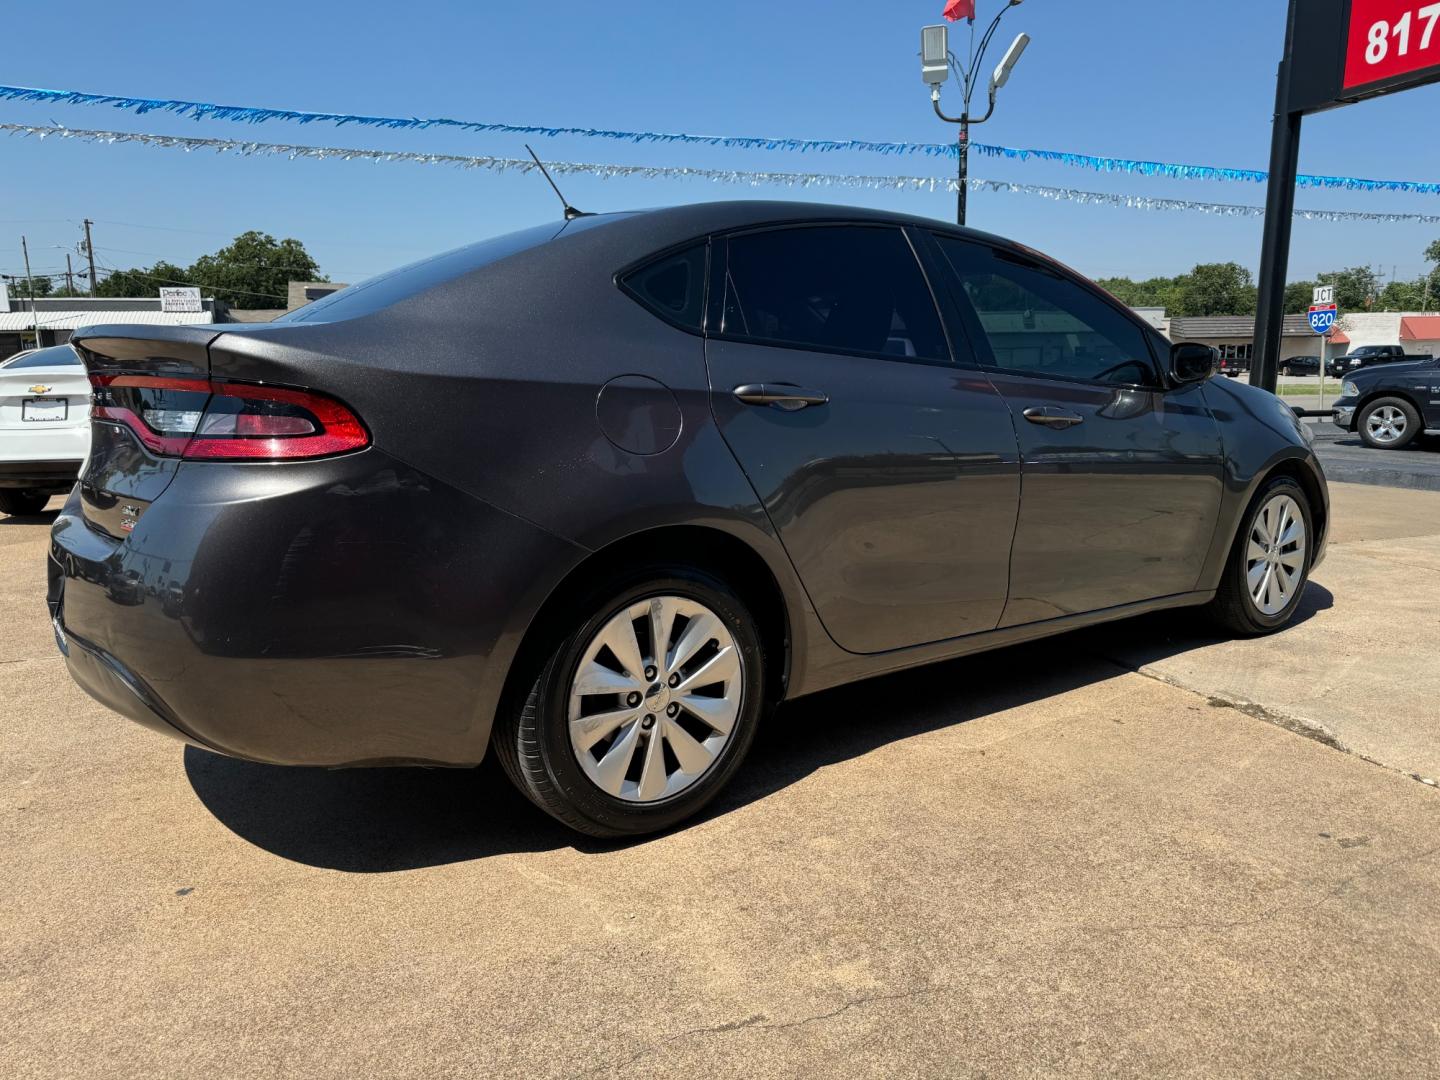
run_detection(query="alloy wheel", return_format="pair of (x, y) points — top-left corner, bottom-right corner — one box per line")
(1365, 405), (1408, 446)
(567, 595), (743, 803)
(1245, 493), (1306, 616)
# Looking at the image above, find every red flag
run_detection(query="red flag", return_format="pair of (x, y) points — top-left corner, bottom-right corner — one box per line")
(943, 0), (975, 22)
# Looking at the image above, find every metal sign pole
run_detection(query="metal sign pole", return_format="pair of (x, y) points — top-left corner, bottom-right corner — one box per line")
(1251, 0), (1302, 396)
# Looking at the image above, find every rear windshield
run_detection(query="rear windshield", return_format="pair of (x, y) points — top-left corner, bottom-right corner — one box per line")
(3, 346), (81, 370)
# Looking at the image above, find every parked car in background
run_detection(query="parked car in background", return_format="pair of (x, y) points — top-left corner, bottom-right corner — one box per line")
(1332, 356), (1440, 449)
(0, 345), (90, 516)
(1281, 356), (1319, 376)
(49, 202), (1330, 837)
(1217, 354), (1249, 378)
(1338, 344), (1433, 372)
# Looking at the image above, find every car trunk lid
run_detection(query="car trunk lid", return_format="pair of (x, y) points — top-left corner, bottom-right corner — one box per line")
(68, 325), (219, 538)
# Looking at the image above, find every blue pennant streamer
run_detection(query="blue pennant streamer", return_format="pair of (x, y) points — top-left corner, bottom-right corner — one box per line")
(2, 83), (1438, 196)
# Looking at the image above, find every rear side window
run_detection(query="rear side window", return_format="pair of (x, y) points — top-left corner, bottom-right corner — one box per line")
(934, 236), (1157, 387)
(720, 226), (948, 361)
(620, 242), (707, 331)
(3, 346), (81, 370)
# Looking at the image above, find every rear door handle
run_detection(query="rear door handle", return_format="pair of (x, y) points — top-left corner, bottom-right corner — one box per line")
(732, 383), (830, 411)
(1022, 406), (1084, 429)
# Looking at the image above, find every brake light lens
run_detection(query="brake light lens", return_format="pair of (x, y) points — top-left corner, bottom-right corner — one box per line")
(90, 375), (368, 460)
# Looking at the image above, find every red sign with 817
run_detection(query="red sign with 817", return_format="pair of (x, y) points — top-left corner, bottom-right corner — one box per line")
(1345, 0), (1440, 89)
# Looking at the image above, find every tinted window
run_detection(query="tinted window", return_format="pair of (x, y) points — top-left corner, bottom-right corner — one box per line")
(722, 226), (948, 361)
(3, 346), (81, 370)
(936, 237), (1156, 386)
(621, 242), (707, 330)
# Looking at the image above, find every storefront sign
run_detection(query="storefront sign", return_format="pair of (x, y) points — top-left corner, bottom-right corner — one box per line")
(159, 286), (202, 313)
(1345, 0), (1440, 89)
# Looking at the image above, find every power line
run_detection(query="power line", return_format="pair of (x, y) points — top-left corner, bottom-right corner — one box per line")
(91, 258), (289, 302)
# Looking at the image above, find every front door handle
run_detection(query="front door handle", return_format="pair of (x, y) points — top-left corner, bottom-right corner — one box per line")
(1022, 406), (1084, 429)
(732, 383), (830, 411)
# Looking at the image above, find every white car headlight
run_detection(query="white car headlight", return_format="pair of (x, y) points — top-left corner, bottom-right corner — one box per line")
(1341, 380), (1359, 398)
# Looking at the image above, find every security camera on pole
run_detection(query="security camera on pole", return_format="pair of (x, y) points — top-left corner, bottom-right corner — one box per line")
(921, 0), (1030, 226)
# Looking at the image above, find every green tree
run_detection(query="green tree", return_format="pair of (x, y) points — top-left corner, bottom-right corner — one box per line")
(187, 231), (323, 307)
(94, 261), (190, 298)
(1283, 280), (1316, 314)
(1377, 277), (1427, 311)
(1175, 262), (1257, 316)
(1315, 266), (1381, 312)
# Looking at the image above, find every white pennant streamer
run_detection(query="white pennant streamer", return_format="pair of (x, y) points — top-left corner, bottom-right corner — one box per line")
(7, 122), (1440, 226)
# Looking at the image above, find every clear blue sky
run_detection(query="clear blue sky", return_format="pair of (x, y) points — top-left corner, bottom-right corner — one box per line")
(2, 0), (1438, 293)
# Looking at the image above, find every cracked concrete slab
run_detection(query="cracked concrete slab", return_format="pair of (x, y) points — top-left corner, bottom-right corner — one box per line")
(1084, 482), (1440, 784)
(4, 489), (1440, 1078)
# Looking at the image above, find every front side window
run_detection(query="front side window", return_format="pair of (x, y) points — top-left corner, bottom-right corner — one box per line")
(721, 226), (948, 362)
(935, 237), (1157, 386)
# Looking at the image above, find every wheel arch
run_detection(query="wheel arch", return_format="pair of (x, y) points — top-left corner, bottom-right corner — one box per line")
(493, 523), (795, 747)
(1257, 457), (1328, 563)
(1353, 386), (1424, 424)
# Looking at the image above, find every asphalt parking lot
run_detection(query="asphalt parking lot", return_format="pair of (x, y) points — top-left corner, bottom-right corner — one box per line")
(5, 479), (1440, 1079)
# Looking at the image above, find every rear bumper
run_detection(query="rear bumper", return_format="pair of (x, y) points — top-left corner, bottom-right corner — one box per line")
(0, 459), (81, 490)
(48, 448), (586, 767)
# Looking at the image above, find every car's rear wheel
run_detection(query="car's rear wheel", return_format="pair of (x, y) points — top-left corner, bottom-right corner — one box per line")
(493, 567), (765, 838)
(0, 490), (51, 517)
(1206, 476), (1313, 636)
(1357, 397), (1420, 450)
(1281, 364), (1293, 377)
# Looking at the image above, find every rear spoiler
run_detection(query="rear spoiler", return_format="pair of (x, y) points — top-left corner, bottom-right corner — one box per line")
(69, 325), (222, 379)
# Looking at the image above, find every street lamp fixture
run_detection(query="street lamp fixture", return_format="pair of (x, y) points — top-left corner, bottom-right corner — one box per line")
(921, 2), (1031, 226)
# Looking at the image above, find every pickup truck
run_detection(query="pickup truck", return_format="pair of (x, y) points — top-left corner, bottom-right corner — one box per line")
(1331, 357), (1440, 449)
(1337, 344), (1434, 372)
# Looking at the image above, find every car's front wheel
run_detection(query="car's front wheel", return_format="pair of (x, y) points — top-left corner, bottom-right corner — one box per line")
(0, 490), (51, 517)
(1207, 476), (1313, 636)
(493, 567), (766, 838)
(1357, 397), (1421, 450)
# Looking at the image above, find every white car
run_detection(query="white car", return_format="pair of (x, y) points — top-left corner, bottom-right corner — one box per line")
(0, 345), (91, 516)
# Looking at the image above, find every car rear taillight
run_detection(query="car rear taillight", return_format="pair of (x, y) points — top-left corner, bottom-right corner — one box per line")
(90, 375), (368, 461)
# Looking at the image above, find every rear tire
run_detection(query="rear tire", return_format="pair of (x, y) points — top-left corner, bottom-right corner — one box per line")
(0, 490), (51, 517)
(1357, 397), (1421, 450)
(1281, 364), (1293, 377)
(1206, 476), (1313, 636)
(493, 566), (766, 838)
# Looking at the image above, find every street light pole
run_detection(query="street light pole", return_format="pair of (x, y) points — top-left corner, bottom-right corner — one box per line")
(922, 3), (1029, 227)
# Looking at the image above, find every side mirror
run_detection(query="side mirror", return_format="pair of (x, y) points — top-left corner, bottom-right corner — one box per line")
(1169, 342), (1218, 385)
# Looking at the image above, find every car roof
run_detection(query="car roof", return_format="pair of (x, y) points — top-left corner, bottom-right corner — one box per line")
(579, 199), (1017, 250)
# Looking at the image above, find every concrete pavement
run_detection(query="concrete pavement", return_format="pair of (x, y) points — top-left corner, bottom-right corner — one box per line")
(3, 484), (1439, 1078)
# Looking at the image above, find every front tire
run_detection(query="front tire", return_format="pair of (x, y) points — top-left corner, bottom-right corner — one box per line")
(493, 567), (766, 838)
(0, 490), (51, 517)
(1206, 476), (1313, 636)
(1358, 397), (1420, 450)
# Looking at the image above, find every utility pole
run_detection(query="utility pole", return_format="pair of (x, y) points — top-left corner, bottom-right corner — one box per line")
(65, 253), (75, 296)
(83, 218), (97, 297)
(21, 236), (42, 349)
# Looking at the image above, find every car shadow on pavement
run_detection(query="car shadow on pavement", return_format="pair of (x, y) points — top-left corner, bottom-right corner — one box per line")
(0, 509), (59, 527)
(185, 583), (1334, 873)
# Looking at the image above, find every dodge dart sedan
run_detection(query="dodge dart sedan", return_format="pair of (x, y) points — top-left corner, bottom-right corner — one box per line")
(49, 202), (1328, 837)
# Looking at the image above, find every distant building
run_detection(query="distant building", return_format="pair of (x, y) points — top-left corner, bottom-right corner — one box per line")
(222, 280), (349, 324)
(287, 281), (346, 309)
(0, 294), (217, 356)
(1129, 306), (1169, 333)
(1166, 311), (1440, 369)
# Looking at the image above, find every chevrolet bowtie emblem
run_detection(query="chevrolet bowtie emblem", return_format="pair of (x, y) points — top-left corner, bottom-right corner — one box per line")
(29, 385), (52, 394)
